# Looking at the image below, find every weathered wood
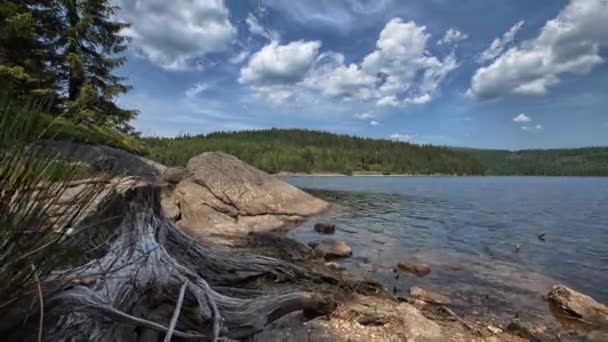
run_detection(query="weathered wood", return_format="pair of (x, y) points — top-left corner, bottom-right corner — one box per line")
(9, 184), (331, 341)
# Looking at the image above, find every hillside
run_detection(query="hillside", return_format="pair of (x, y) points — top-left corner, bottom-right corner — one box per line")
(462, 147), (608, 176)
(144, 129), (486, 175)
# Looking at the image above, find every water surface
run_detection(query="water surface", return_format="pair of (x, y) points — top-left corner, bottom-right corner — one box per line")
(283, 176), (608, 323)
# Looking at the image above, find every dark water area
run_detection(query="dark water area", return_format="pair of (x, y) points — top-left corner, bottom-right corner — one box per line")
(283, 176), (608, 324)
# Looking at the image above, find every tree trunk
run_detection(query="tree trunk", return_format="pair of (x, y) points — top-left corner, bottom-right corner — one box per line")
(12, 184), (331, 341)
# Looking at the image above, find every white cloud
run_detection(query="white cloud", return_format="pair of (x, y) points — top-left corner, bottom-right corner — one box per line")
(354, 111), (375, 119)
(239, 40), (321, 85)
(246, 14), (280, 41)
(240, 18), (459, 106)
(478, 20), (525, 63)
(370, 120), (380, 126)
(390, 133), (416, 142)
(229, 50), (250, 64)
(438, 28), (469, 46)
(119, 0), (236, 70)
(521, 124), (543, 131)
(185, 82), (209, 98)
(513, 113), (531, 122)
(377, 95), (399, 107)
(469, 0), (608, 100)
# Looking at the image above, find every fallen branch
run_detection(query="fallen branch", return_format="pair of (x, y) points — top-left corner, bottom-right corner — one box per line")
(164, 280), (188, 342)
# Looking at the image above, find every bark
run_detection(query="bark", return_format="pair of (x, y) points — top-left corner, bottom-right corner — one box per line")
(12, 184), (331, 341)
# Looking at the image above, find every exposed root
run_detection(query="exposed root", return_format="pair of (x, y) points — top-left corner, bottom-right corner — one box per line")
(8, 184), (331, 341)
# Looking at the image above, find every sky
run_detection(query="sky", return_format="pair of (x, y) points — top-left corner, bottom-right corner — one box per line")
(116, 0), (608, 150)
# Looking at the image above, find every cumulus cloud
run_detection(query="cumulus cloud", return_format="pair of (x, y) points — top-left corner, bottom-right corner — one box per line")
(390, 133), (416, 142)
(513, 113), (531, 122)
(119, 0), (236, 70)
(240, 18), (459, 106)
(370, 120), (380, 126)
(246, 14), (280, 41)
(239, 40), (321, 85)
(438, 28), (469, 46)
(478, 20), (525, 63)
(468, 0), (608, 100)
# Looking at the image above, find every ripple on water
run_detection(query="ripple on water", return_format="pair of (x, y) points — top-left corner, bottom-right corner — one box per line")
(285, 176), (608, 327)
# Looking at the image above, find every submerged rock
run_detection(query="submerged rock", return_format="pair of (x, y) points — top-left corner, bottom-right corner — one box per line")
(314, 222), (336, 234)
(312, 240), (353, 259)
(409, 286), (451, 305)
(546, 284), (608, 329)
(397, 262), (431, 277)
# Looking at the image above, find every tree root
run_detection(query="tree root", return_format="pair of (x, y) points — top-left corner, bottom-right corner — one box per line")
(12, 184), (332, 341)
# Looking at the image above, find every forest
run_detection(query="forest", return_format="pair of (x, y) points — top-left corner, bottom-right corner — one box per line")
(145, 129), (608, 177)
(145, 129), (487, 175)
(464, 147), (608, 176)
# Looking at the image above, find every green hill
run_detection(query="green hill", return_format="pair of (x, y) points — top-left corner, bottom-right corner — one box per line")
(461, 147), (608, 176)
(144, 129), (486, 175)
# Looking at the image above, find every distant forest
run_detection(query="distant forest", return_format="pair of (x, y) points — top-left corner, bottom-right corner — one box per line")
(145, 129), (608, 176)
(464, 148), (608, 176)
(144, 129), (486, 175)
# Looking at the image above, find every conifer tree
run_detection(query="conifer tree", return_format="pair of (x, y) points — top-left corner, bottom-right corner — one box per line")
(0, 0), (61, 101)
(62, 0), (136, 132)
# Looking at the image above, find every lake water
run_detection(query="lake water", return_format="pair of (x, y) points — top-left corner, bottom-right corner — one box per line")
(283, 176), (608, 324)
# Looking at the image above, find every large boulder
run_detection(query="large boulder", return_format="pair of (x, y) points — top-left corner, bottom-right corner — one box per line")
(546, 285), (608, 329)
(37, 140), (165, 180)
(167, 152), (330, 242)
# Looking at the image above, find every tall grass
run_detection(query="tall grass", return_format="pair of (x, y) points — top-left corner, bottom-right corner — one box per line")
(0, 99), (106, 310)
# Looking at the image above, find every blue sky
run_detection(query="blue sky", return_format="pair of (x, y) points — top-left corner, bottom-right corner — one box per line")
(116, 0), (608, 150)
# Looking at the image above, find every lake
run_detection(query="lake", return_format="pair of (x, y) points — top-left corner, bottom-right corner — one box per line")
(283, 176), (608, 324)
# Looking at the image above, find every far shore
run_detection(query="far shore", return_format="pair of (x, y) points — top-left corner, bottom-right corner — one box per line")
(275, 171), (470, 177)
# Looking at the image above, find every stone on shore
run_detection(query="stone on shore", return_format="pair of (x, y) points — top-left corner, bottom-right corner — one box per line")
(397, 262), (432, 277)
(546, 285), (608, 328)
(165, 152), (330, 242)
(314, 222), (336, 234)
(311, 240), (352, 259)
(409, 286), (452, 305)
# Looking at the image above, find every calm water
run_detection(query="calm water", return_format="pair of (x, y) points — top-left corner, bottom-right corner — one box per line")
(283, 176), (608, 324)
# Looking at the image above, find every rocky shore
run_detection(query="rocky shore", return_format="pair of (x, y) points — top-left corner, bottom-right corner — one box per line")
(41, 143), (608, 341)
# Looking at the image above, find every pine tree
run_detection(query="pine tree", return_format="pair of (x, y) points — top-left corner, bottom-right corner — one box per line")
(0, 0), (61, 101)
(62, 0), (136, 132)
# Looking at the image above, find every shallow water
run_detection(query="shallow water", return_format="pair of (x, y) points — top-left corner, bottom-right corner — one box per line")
(283, 176), (608, 324)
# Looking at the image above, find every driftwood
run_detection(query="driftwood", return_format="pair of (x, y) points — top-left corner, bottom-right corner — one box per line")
(8, 184), (332, 341)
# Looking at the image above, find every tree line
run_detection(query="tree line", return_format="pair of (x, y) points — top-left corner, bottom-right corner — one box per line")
(0, 0), (135, 133)
(465, 147), (608, 176)
(144, 129), (487, 175)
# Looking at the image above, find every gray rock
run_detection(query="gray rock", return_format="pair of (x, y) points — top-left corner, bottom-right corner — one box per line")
(36, 140), (165, 180)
